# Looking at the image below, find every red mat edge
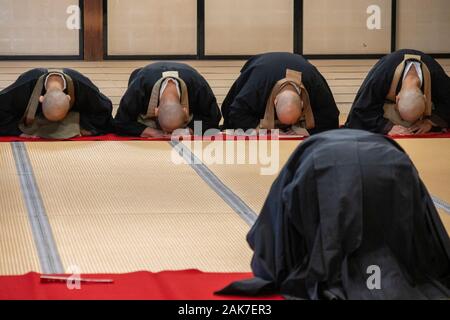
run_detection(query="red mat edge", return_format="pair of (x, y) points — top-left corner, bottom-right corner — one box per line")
(0, 271), (283, 301)
(1, 132), (449, 143)
(0, 133), (306, 143)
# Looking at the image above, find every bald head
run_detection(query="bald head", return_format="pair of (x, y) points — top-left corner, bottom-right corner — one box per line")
(41, 89), (70, 122)
(397, 88), (426, 123)
(157, 101), (187, 134)
(275, 90), (303, 126)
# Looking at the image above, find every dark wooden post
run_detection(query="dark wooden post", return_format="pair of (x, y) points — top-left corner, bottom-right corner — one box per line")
(83, 0), (104, 61)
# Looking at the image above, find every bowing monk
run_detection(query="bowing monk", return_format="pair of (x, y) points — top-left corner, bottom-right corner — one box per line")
(0, 68), (114, 138)
(221, 52), (340, 135)
(114, 62), (221, 137)
(346, 49), (450, 135)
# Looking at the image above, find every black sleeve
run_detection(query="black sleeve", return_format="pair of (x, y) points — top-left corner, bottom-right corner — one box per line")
(114, 81), (148, 137)
(227, 84), (263, 131)
(345, 68), (391, 134)
(430, 72), (450, 129)
(307, 74), (340, 134)
(0, 69), (46, 136)
(348, 92), (390, 133)
(128, 68), (143, 87)
(0, 108), (22, 136)
(0, 84), (31, 136)
(189, 84), (221, 133)
(78, 86), (114, 135)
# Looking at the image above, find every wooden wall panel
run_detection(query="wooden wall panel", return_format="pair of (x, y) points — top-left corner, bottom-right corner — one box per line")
(303, 0), (391, 55)
(107, 0), (197, 55)
(0, 0), (80, 56)
(205, 0), (293, 56)
(397, 0), (450, 53)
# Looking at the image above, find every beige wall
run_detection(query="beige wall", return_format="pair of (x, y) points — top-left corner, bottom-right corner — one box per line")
(1, 0), (448, 57)
(107, 0), (197, 55)
(303, 0), (391, 55)
(397, 0), (450, 53)
(205, 0), (293, 55)
(0, 0), (80, 56)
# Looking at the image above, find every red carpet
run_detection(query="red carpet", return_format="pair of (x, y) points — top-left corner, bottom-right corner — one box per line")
(0, 133), (306, 142)
(0, 134), (165, 143)
(0, 132), (449, 143)
(0, 271), (282, 300)
(389, 132), (450, 139)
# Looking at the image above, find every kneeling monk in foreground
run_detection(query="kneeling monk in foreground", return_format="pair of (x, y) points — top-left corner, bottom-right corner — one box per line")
(217, 129), (450, 300)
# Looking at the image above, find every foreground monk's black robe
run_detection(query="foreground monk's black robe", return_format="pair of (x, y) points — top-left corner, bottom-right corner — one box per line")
(345, 49), (450, 133)
(114, 62), (221, 136)
(221, 52), (340, 134)
(217, 129), (450, 300)
(0, 68), (114, 136)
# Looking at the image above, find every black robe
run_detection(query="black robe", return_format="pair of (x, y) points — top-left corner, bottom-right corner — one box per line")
(217, 129), (450, 300)
(221, 52), (340, 134)
(345, 49), (450, 133)
(114, 62), (221, 136)
(0, 68), (114, 136)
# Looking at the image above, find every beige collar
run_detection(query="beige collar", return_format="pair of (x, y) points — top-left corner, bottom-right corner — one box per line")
(259, 69), (315, 130)
(386, 54), (432, 117)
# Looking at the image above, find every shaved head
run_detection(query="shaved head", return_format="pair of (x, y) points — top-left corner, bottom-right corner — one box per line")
(41, 89), (70, 122)
(397, 88), (426, 123)
(158, 101), (187, 133)
(275, 90), (303, 126)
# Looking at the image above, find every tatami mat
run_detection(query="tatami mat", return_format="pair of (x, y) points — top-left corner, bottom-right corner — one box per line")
(0, 145), (29, 217)
(49, 213), (251, 273)
(397, 139), (450, 204)
(0, 216), (41, 275)
(438, 209), (450, 234)
(0, 145), (41, 275)
(24, 142), (251, 273)
(0, 138), (448, 275)
(25, 142), (235, 216)
(184, 140), (301, 213)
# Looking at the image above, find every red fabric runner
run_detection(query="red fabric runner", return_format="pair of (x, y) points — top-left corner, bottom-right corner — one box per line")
(0, 132), (449, 143)
(0, 133), (306, 142)
(0, 271), (282, 300)
(388, 132), (450, 139)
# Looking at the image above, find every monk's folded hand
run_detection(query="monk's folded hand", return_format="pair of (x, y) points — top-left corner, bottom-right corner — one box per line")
(255, 129), (268, 136)
(20, 133), (39, 139)
(388, 125), (410, 136)
(287, 127), (310, 137)
(283, 129), (298, 136)
(141, 127), (169, 139)
(172, 128), (193, 137)
(80, 129), (93, 137)
(409, 119), (433, 135)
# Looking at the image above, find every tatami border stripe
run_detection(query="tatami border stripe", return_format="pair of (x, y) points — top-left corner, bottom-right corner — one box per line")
(432, 196), (450, 216)
(170, 141), (258, 226)
(11, 142), (64, 274)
